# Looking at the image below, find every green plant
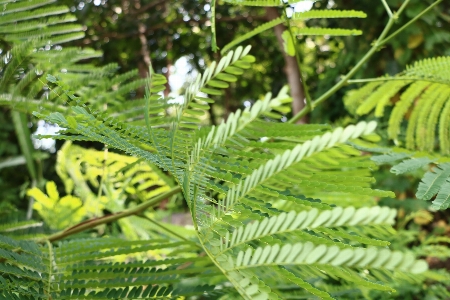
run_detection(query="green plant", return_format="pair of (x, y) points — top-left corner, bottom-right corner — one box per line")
(1, 0), (449, 299)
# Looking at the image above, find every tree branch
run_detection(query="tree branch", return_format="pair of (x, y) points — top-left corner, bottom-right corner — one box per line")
(35, 186), (182, 243)
(266, 7), (308, 124)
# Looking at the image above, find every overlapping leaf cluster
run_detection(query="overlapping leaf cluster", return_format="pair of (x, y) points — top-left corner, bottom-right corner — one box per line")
(0, 0), (441, 299)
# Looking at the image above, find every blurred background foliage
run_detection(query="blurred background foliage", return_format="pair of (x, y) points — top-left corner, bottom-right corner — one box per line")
(1, 0), (450, 297)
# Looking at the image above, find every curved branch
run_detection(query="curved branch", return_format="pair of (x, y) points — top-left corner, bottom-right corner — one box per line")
(35, 186), (182, 243)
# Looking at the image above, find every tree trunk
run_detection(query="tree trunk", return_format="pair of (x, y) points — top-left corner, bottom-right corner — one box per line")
(164, 36), (173, 98)
(265, 7), (308, 124)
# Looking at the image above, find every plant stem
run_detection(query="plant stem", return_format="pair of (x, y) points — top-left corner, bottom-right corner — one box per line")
(381, 0), (393, 18)
(37, 186), (181, 243)
(288, 0), (440, 124)
(379, 0), (442, 46)
(395, 0), (412, 19)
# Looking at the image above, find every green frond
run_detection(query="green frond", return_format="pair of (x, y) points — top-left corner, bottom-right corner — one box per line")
(221, 18), (284, 54)
(0, 15), (77, 34)
(411, 84), (448, 152)
(292, 10), (367, 20)
(223, 206), (396, 252)
(277, 267), (334, 299)
(405, 56), (450, 83)
(390, 157), (433, 175)
(291, 27), (362, 36)
(0, 6), (69, 25)
(214, 121), (380, 218)
(216, 242), (426, 299)
(36, 107), (165, 168)
(0, 234), (217, 299)
(0, 220), (43, 235)
(416, 163), (450, 210)
(0, 40), (36, 90)
(0, 0), (147, 124)
(168, 45), (255, 171)
(221, 0), (283, 6)
(372, 148), (450, 210)
(44, 31), (86, 45)
(387, 81), (430, 140)
(0, 0), (55, 14)
(221, 10), (365, 54)
(178, 119), (408, 298)
(56, 141), (174, 199)
(1, 0), (442, 296)
(189, 87), (291, 167)
(440, 98), (450, 155)
(344, 81), (383, 114)
(356, 80), (411, 117)
(345, 56), (450, 154)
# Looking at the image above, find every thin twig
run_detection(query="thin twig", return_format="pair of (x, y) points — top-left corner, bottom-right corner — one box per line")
(379, 0), (442, 46)
(381, 0), (393, 18)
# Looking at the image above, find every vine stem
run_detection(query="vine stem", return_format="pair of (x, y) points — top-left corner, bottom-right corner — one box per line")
(36, 186), (181, 243)
(288, 0), (441, 124)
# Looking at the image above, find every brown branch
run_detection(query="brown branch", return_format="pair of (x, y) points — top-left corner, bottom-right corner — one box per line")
(34, 186), (182, 243)
(265, 7), (308, 124)
(138, 22), (152, 70)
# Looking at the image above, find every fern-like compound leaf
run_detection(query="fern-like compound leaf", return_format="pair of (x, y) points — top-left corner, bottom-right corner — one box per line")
(216, 121), (380, 217)
(416, 163), (450, 209)
(223, 206), (396, 251)
(390, 157), (433, 175)
(221, 18), (284, 54)
(170, 45), (255, 179)
(230, 242), (427, 274)
(221, 9), (366, 54)
(291, 27), (362, 36)
(344, 56), (450, 154)
(405, 56), (450, 83)
(292, 10), (366, 20)
(2, 7), (430, 291)
(1, 0), (54, 14)
(0, 234), (218, 299)
(222, 0), (283, 6)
